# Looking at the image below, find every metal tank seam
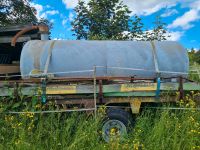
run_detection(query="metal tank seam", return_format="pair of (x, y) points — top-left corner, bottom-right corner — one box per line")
(43, 40), (56, 75)
(150, 41), (160, 77)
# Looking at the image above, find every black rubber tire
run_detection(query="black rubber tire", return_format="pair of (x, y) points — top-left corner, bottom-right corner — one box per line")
(106, 108), (134, 127)
(101, 108), (134, 142)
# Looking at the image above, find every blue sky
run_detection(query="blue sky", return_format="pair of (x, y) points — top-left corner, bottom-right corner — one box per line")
(31, 0), (200, 50)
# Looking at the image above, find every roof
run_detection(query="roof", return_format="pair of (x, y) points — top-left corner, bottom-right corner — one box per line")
(0, 24), (41, 44)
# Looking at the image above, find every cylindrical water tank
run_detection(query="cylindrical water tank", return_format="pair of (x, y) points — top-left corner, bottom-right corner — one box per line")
(20, 40), (189, 78)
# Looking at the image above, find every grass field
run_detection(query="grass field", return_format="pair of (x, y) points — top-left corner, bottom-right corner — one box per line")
(0, 94), (199, 150)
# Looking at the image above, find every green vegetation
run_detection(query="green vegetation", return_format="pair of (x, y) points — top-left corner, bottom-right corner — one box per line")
(0, 93), (199, 150)
(0, 0), (52, 29)
(188, 49), (200, 65)
(189, 64), (200, 82)
(188, 49), (200, 82)
(71, 0), (168, 41)
(0, 0), (37, 26)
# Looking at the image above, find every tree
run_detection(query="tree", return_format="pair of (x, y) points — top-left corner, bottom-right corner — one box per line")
(129, 15), (144, 40)
(0, 0), (37, 26)
(72, 0), (169, 41)
(71, 0), (89, 40)
(194, 49), (200, 64)
(188, 48), (196, 65)
(145, 16), (169, 41)
(72, 0), (132, 40)
(188, 48), (200, 65)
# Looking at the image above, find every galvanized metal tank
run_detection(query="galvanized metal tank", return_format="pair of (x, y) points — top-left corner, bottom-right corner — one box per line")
(20, 40), (189, 78)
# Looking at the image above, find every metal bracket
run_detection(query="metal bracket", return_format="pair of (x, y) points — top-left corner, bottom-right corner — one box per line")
(41, 77), (47, 104)
(130, 99), (141, 114)
(156, 77), (161, 98)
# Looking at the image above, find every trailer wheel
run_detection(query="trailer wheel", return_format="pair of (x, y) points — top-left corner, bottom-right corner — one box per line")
(101, 108), (134, 142)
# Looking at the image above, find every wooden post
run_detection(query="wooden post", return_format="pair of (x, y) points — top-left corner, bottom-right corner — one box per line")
(99, 80), (103, 104)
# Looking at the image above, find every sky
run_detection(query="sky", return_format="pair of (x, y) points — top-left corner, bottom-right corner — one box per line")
(30, 0), (200, 50)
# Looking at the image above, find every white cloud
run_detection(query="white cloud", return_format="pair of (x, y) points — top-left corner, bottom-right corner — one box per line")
(46, 10), (59, 15)
(62, 0), (79, 9)
(168, 9), (200, 30)
(50, 19), (55, 23)
(61, 13), (74, 26)
(53, 38), (63, 40)
(62, 0), (76, 9)
(40, 10), (59, 18)
(30, 2), (43, 19)
(62, 0), (178, 16)
(168, 0), (200, 30)
(46, 5), (51, 9)
(61, 0), (199, 19)
(30, 2), (59, 19)
(121, 30), (183, 41)
(166, 31), (184, 41)
(62, 19), (68, 26)
(122, 0), (178, 16)
(190, 0), (200, 10)
(69, 12), (74, 21)
(67, 27), (72, 31)
(161, 9), (178, 17)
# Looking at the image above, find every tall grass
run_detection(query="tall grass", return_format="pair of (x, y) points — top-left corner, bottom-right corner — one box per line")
(189, 63), (200, 82)
(0, 94), (199, 150)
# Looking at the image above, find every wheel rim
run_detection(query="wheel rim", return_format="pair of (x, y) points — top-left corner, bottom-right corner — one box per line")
(102, 119), (127, 142)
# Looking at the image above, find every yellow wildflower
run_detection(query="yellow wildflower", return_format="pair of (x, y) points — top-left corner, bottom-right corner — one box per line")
(15, 139), (20, 145)
(18, 123), (22, 127)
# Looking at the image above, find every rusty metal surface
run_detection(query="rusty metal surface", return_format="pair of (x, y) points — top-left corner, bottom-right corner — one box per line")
(11, 25), (49, 46)
(0, 76), (155, 85)
(20, 40), (189, 79)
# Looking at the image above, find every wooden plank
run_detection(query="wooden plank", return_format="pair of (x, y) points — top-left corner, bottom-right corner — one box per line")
(105, 96), (176, 104)
(104, 92), (156, 97)
(0, 64), (20, 74)
(121, 83), (157, 92)
(46, 85), (76, 94)
(0, 82), (199, 97)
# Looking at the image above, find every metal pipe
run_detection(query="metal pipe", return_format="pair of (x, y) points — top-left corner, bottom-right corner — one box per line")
(93, 66), (97, 118)
(11, 25), (49, 47)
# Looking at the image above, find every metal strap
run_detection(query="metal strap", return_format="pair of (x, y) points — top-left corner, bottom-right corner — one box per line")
(44, 41), (56, 75)
(41, 78), (47, 103)
(150, 41), (160, 76)
(150, 42), (161, 98)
